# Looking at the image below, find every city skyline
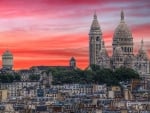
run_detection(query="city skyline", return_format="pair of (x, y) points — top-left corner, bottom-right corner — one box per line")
(0, 0), (149, 69)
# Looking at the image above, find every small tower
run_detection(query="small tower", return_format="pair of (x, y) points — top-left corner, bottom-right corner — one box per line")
(89, 12), (102, 65)
(2, 50), (13, 70)
(137, 39), (147, 58)
(134, 39), (150, 75)
(98, 39), (110, 69)
(140, 39), (144, 52)
(70, 57), (76, 69)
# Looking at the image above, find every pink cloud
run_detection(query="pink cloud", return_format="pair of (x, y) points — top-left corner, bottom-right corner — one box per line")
(0, 0), (149, 69)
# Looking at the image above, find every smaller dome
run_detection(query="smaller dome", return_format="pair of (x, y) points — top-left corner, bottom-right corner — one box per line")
(137, 49), (148, 60)
(99, 48), (108, 57)
(113, 46), (123, 56)
(2, 50), (13, 56)
(70, 57), (75, 61)
(137, 39), (148, 60)
(138, 49), (146, 56)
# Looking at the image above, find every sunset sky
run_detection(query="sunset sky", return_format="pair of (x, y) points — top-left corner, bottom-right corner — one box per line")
(0, 0), (149, 69)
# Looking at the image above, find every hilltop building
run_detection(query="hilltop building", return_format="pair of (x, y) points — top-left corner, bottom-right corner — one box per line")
(30, 56), (77, 72)
(2, 50), (13, 70)
(89, 10), (150, 76)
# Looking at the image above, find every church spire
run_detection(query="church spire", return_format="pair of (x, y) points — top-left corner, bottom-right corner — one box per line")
(101, 39), (105, 49)
(94, 11), (97, 19)
(138, 39), (147, 59)
(90, 12), (100, 31)
(138, 39), (146, 55)
(121, 10), (124, 22)
(140, 39), (144, 50)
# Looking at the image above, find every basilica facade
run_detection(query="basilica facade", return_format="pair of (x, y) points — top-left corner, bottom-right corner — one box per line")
(89, 11), (150, 76)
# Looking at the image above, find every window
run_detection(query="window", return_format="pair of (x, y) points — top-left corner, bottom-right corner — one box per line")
(124, 47), (126, 52)
(96, 37), (100, 41)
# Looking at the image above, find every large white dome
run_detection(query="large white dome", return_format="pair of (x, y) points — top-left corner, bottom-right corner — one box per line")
(112, 11), (133, 55)
(113, 22), (132, 41)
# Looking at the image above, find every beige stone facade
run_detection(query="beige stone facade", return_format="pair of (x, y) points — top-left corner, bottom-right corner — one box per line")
(0, 89), (8, 102)
(89, 10), (150, 76)
(89, 13), (102, 65)
(2, 50), (13, 70)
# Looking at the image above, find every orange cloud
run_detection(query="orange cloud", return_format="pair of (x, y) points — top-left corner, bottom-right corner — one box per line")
(0, 0), (149, 69)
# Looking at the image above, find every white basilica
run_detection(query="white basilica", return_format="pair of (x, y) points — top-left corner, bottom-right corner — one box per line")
(89, 10), (150, 76)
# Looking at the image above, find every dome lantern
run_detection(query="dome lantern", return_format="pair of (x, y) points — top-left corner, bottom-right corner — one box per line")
(121, 10), (124, 22)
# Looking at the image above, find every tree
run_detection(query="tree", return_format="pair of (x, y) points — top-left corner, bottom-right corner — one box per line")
(48, 66), (140, 86)
(114, 67), (139, 82)
(0, 74), (14, 83)
(29, 74), (40, 81)
(14, 73), (21, 81)
(90, 64), (100, 71)
(83, 70), (94, 84)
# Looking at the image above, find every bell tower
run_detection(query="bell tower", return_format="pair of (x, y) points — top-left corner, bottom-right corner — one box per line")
(89, 13), (102, 65)
(70, 57), (76, 69)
